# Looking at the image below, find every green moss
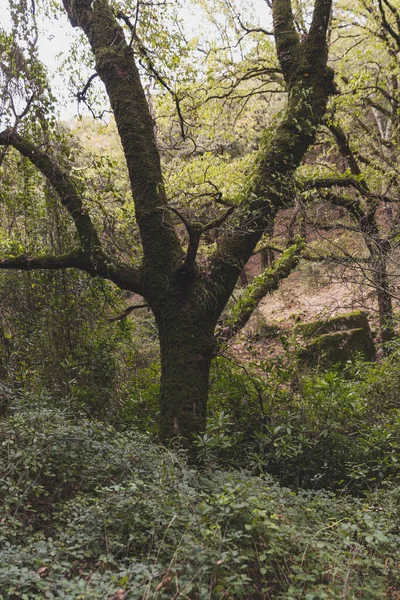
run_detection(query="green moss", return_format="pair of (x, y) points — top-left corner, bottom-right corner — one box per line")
(298, 327), (376, 368)
(294, 310), (370, 339)
(227, 238), (305, 331)
(295, 311), (376, 368)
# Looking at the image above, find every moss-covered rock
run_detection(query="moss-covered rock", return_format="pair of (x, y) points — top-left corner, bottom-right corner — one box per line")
(294, 310), (370, 339)
(295, 311), (376, 368)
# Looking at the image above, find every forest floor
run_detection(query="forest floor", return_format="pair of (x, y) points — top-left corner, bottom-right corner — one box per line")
(228, 259), (389, 364)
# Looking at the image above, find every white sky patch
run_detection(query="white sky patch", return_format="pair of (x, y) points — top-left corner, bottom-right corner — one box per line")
(1, 0), (81, 118)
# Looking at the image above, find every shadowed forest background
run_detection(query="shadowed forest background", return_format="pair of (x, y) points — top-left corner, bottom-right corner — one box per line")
(0, 0), (399, 598)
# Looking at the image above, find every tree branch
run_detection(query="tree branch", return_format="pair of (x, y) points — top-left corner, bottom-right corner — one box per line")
(0, 249), (92, 272)
(303, 252), (369, 264)
(378, 0), (400, 49)
(253, 243), (284, 256)
(219, 238), (305, 340)
(302, 167), (398, 205)
(202, 206), (235, 233)
(0, 249), (143, 293)
(166, 205), (234, 275)
(236, 14), (274, 37)
(309, 0), (333, 46)
(68, 0), (184, 276)
(76, 72), (99, 103)
(108, 303), (149, 322)
(207, 0), (335, 316)
(307, 219), (360, 233)
(322, 191), (364, 221)
(271, 0), (301, 84)
(301, 177), (362, 191)
(0, 130), (101, 254)
(0, 130), (145, 294)
(325, 120), (369, 191)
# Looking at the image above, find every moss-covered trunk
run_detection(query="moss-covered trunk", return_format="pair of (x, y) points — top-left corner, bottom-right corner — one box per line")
(155, 308), (216, 445)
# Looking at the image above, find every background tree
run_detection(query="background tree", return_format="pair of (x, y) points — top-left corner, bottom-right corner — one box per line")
(285, 0), (400, 345)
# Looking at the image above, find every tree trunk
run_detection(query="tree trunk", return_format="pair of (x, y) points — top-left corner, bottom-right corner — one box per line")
(377, 286), (394, 344)
(372, 250), (395, 344)
(155, 309), (216, 445)
(326, 121), (395, 346)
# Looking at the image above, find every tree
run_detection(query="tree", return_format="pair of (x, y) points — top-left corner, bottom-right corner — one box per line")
(290, 0), (400, 346)
(304, 119), (397, 345)
(0, 0), (334, 445)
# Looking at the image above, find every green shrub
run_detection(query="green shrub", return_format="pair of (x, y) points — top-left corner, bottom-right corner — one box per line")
(204, 354), (400, 492)
(117, 362), (161, 433)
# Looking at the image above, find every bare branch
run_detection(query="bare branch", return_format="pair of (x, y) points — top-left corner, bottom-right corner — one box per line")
(109, 303), (149, 322)
(164, 206), (192, 233)
(202, 206), (234, 233)
(76, 72), (99, 103)
(236, 13), (273, 37)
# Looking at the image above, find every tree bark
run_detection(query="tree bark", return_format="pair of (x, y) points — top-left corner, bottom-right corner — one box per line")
(154, 305), (217, 444)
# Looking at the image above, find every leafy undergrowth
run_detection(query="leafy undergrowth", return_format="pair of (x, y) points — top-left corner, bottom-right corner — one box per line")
(203, 353), (400, 493)
(0, 394), (399, 599)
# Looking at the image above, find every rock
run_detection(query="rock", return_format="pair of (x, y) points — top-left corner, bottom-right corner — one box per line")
(295, 310), (376, 368)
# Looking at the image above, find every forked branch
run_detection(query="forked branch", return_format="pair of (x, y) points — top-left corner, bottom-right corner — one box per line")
(167, 205), (234, 275)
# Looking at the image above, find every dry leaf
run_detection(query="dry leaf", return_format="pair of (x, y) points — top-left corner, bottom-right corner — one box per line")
(107, 589), (126, 600)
